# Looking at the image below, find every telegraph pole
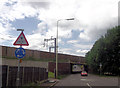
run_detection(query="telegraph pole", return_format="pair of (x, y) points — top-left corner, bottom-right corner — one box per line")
(44, 37), (56, 53)
(44, 37), (57, 78)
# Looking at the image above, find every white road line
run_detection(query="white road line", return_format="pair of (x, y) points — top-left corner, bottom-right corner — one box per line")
(87, 83), (92, 88)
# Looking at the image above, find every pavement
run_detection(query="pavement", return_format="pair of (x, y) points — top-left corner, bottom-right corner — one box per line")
(40, 78), (59, 87)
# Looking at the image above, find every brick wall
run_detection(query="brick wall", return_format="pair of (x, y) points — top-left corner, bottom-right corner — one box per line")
(2, 46), (6, 57)
(7, 47), (15, 57)
(40, 51), (55, 59)
(1, 46), (85, 63)
(24, 49), (33, 58)
(48, 62), (71, 75)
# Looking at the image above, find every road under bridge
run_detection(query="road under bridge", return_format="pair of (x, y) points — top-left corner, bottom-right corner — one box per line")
(70, 62), (88, 74)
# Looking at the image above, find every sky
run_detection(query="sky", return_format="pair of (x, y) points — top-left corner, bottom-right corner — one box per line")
(0, 0), (119, 56)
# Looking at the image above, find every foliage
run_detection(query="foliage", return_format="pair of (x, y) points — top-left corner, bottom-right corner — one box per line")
(48, 72), (68, 79)
(48, 72), (55, 78)
(57, 74), (69, 79)
(85, 26), (120, 75)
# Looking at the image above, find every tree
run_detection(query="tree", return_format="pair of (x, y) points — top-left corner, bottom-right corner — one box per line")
(85, 26), (120, 75)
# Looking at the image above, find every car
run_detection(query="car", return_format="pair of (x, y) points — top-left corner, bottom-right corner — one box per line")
(81, 71), (88, 76)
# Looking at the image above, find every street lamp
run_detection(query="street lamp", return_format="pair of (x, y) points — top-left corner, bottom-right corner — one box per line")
(65, 18), (75, 20)
(56, 18), (74, 78)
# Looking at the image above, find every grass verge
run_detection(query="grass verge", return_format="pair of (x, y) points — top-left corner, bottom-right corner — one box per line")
(48, 72), (55, 78)
(48, 71), (69, 79)
(57, 75), (69, 79)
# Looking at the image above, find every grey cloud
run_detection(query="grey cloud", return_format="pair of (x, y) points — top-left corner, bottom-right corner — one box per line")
(23, 1), (50, 9)
(118, 1), (120, 26)
(79, 17), (117, 41)
(91, 18), (117, 40)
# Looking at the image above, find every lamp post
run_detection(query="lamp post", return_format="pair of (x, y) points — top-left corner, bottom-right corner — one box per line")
(56, 18), (74, 78)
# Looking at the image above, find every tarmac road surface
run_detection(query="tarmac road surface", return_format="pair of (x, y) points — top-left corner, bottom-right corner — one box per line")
(54, 74), (119, 88)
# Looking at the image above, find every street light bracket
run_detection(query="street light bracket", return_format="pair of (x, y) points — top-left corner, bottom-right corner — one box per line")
(66, 18), (75, 20)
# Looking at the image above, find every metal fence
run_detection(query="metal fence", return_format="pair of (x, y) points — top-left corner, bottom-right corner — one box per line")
(2, 65), (48, 87)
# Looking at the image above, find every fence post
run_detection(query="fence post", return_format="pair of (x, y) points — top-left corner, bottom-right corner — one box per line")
(22, 67), (24, 85)
(39, 67), (40, 81)
(32, 67), (34, 82)
(54, 69), (56, 79)
(44, 68), (45, 80)
(6, 65), (9, 86)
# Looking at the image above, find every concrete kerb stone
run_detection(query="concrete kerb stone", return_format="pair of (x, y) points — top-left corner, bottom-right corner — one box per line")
(39, 78), (59, 87)
(37, 79), (49, 84)
(48, 79), (59, 88)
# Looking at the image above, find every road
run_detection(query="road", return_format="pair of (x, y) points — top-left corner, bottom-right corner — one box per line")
(54, 74), (119, 88)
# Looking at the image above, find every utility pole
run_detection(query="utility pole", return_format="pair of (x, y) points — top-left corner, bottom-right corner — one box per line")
(44, 37), (57, 78)
(44, 36), (56, 53)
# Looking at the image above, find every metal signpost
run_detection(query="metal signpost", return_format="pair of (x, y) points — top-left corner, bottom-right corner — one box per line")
(15, 47), (26, 58)
(13, 29), (29, 86)
(100, 63), (102, 76)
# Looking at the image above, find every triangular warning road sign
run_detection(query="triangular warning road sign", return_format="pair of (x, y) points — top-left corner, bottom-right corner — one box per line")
(13, 32), (29, 46)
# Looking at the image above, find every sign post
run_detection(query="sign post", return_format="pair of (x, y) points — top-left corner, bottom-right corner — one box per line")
(100, 63), (102, 76)
(13, 29), (29, 86)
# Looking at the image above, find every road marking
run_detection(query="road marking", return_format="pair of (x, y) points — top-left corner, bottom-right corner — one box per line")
(87, 83), (92, 88)
(81, 79), (86, 81)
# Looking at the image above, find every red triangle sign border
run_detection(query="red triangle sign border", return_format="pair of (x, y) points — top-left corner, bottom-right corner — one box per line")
(13, 32), (29, 46)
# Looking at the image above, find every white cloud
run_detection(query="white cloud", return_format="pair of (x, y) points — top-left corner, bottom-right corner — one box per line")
(25, 33), (47, 50)
(59, 48), (74, 55)
(67, 40), (78, 44)
(0, 0), (119, 56)
(0, 22), (16, 44)
(79, 17), (117, 41)
(75, 49), (89, 56)
(32, 21), (48, 35)
(76, 0), (118, 40)
(59, 48), (87, 57)
(36, 0), (118, 41)
(0, 0), (38, 22)
(73, 44), (93, 50)
(76, 49), (89, 54)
